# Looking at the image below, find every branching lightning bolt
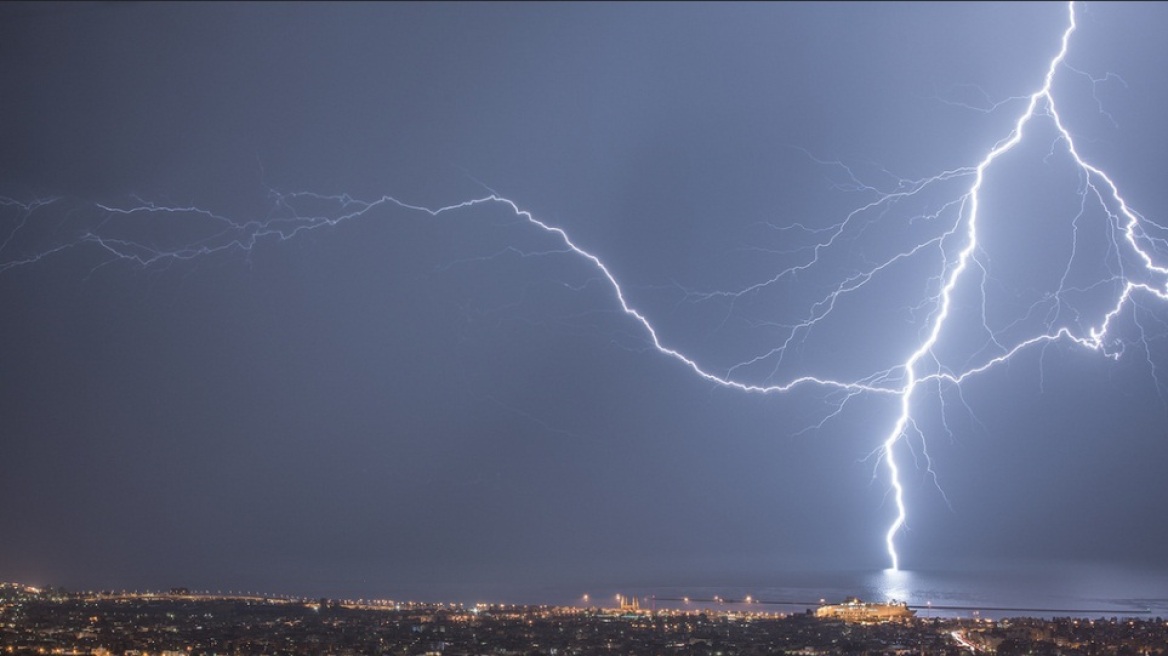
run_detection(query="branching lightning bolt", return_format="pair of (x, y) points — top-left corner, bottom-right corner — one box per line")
(2, 1), (1163, 569)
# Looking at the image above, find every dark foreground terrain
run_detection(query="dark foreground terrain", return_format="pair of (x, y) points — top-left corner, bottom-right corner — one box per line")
(2, 583), (1165, 655)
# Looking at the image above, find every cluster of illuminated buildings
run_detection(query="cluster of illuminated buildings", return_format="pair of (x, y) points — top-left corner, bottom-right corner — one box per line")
(2, 582), (1166, 655)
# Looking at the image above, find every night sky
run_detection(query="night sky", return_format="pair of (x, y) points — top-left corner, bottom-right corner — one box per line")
(2, 2), (1167, 601)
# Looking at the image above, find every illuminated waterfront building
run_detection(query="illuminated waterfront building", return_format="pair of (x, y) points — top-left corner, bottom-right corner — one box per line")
(815, 597), (916, 622)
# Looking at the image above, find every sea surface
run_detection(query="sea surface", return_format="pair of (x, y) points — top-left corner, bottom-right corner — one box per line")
(441, 562), (1168, 620)
(621, 565), (1168, 619)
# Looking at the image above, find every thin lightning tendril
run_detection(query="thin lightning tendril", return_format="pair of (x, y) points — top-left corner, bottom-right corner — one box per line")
(1, 1), (1162, 569)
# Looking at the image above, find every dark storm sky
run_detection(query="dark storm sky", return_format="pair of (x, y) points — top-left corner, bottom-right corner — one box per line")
(2, 2), (1167, 600)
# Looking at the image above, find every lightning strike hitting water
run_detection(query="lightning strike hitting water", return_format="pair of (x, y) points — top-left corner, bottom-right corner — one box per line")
(1, 2), (1163, 570)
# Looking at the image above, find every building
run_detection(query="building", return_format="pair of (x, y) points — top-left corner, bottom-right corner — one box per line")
(815, 597), (915, 622)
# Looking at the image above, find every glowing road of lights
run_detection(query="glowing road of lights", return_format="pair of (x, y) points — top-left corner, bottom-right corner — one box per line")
(1, 2), (1163, 569)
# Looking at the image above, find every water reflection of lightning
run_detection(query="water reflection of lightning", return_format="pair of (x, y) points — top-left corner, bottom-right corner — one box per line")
(1, 2), (1161, 569)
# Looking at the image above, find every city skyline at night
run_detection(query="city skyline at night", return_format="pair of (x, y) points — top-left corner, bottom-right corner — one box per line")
(2, 2), (1167, 606)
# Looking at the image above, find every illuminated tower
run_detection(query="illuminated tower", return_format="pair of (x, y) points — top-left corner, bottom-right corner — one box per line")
(618, 594), (640, 611)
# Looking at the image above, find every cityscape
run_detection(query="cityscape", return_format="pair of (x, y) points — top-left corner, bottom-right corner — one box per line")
(3, 582), (1166, 655)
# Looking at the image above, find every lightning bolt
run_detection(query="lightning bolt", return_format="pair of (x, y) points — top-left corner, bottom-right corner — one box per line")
(876, 1), (1168, 568)
(1, 1), (1162, 570)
